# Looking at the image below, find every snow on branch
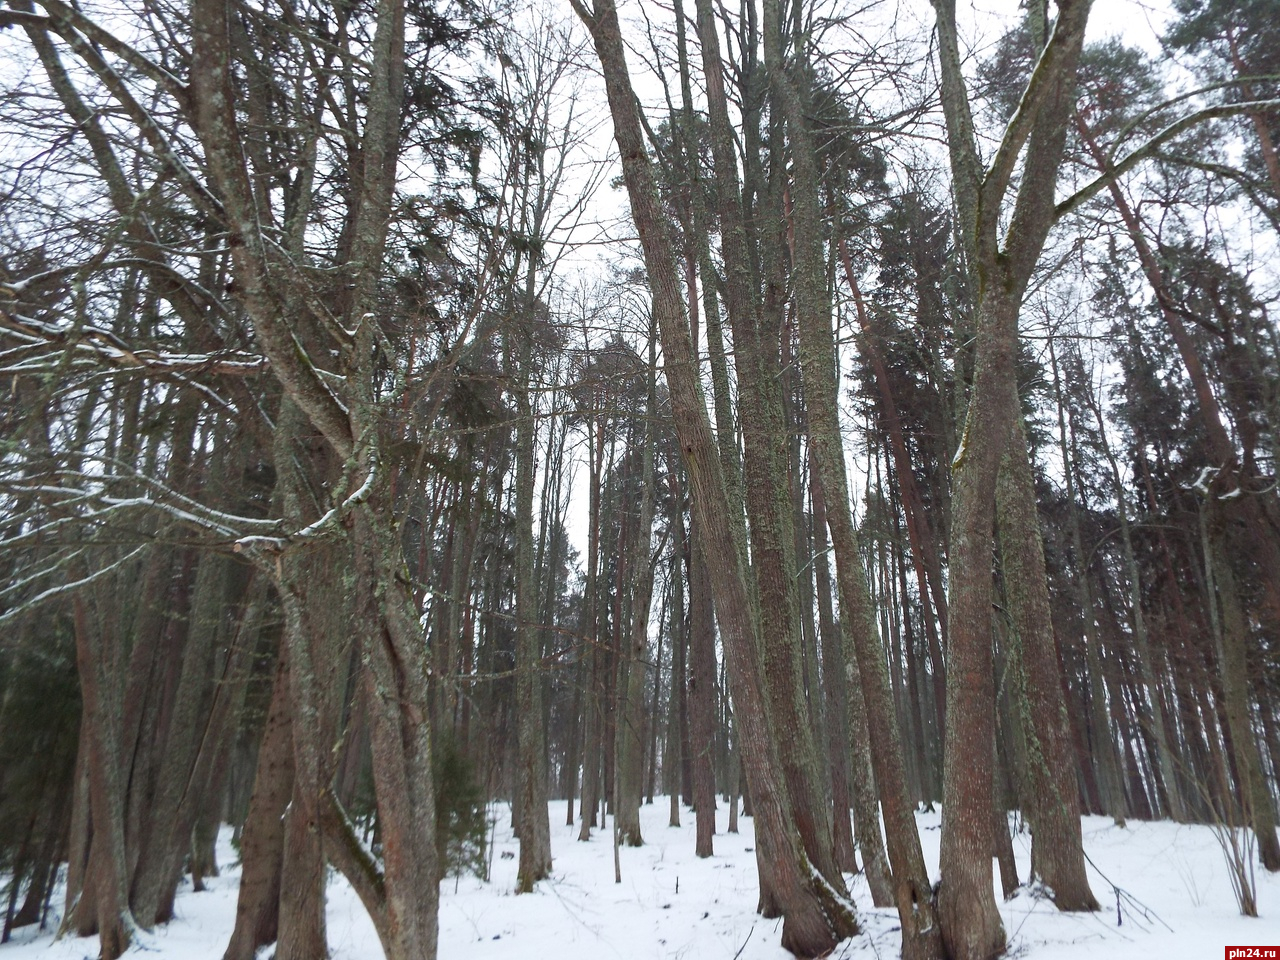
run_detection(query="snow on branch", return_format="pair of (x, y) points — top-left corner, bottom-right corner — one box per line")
(0, 544), (149, 625)
(235, 455), (378, 558)
(1, 472), (283, 546)
(0, 307), (269, 377)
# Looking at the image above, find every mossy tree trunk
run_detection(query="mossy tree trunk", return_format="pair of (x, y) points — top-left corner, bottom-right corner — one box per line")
(929, 1), (1093, 953)
(572, 1), (859, 952)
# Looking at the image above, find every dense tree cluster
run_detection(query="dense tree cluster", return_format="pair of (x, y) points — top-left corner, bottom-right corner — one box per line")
(1, 0), (1278, 959)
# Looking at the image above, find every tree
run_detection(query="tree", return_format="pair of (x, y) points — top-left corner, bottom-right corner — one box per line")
(571, 0), (859, 952)
(763, 6), (941, 954)
(929, 2), (1096, 954)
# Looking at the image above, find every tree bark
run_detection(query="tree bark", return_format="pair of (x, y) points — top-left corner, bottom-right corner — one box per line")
(936, 291), (1012, 960)
(688, 518), (718, 857)
(515, 329), (552, 888)
(578, 422), (605, 839)
(1072, 337), (1187, 821)
(686, 0), (842, 885)
(765, 9), (933, 949)
(996, 414), (1098, 910)
(72, 593), (138, 960)
(929, 1), (1092, 952)
(1206, 505), (1280, 869)
(572, 1), (858, 951)
(811, 480), (858, 877)
(616, 356), (658, 847)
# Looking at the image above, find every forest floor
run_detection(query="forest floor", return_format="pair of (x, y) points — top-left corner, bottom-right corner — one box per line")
(4, 799), (1279, 959)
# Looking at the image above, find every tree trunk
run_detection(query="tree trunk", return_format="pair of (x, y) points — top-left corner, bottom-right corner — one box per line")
(616, 356), (658, 848)
(767, 12), (932, 947)
(996, 415), (1098, 910)
(158, 572), (264, 917)
(221, 647), (291, 960)
(276, 777), (327, 960)
(667, 505), (687, 830)
(578, 422), (605, 839)
(841, 244), (950, 714)
(273, 578), (331, 960)
(1206, 505), (1280, 869)
(72, 593), (138, 960)
(341, 500), (442, 960)
(130, 552), (229, 924)
(936, 292), (1013, 960)
(688, 520), (718, 857)
(1074, 344), (1187, 821)
(811, 471), (892, 906)
(515, 330), (552, 888)
(673, 0), (844, 892)
(811, 480), (857, 876)
(929, 1), (1091, 951)
(573, 1), (858, 951)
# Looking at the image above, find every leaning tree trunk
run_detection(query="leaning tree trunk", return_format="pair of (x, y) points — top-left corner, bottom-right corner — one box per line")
(571, 1), (858, 952)
(841, 251), (949, 730)
(310, 496), (441, 960)
(765, 13), (934, 952)
(684, 0), (842, 891)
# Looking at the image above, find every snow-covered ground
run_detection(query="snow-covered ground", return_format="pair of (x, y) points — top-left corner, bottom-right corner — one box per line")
(5, 801), (1279, 959)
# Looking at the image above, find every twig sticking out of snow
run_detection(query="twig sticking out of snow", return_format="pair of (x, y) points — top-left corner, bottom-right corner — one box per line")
(1083, 850), (1173, 933)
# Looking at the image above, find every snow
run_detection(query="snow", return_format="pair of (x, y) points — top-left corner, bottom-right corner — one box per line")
(1190, 466), (1219, 496)
(5, 802), (1280, 960)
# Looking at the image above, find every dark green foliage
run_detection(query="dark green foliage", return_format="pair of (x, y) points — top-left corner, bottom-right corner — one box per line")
(1167, 0), (1280, 81)
(433, 738), (488, 880)
(858, 189), (960, 511)
(1167, 0), (1280, 220)
(0, 616), (80, 933)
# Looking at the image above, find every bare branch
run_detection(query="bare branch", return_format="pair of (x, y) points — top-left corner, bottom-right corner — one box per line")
(1055, 99), (1280, 221)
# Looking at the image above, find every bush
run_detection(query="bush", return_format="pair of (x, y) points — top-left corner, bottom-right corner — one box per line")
(433, 738), (487, 881)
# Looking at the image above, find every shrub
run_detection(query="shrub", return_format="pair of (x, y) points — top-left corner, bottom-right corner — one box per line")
(433, 738), (487, 881)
